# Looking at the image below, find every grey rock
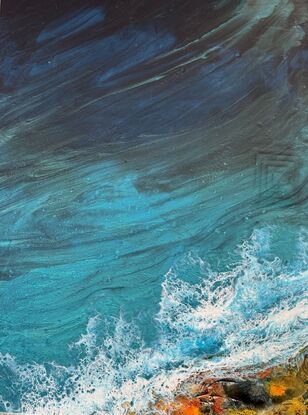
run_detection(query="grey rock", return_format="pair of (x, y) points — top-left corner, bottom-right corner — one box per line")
(223, 380), (271, 407)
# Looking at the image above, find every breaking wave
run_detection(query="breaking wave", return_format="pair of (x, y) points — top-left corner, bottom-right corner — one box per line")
(0, 227), (307, 414)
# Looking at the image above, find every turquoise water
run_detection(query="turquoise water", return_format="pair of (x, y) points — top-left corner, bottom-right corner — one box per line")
(0, 0), (307, 413)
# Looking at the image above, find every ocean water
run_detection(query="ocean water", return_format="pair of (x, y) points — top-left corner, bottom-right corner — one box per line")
(0, 0), (307, 413)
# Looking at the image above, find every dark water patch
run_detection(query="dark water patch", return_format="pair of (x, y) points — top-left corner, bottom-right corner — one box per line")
(0, 0), (307, 368)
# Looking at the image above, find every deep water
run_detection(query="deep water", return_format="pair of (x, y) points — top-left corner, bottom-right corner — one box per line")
(0, 0), (307, 413)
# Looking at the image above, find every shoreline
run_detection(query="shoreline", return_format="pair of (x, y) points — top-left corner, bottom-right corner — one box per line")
(1, 351), (306, 415)
(128, 350), (308, 415)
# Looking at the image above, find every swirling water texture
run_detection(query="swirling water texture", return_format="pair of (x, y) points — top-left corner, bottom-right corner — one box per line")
(0, 0), (307, 413)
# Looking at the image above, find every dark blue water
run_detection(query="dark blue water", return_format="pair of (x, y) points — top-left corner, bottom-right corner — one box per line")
(0, 0), (307, 413)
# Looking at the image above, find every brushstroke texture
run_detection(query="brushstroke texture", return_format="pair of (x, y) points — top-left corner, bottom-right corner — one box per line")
(0, 0), (307, 413)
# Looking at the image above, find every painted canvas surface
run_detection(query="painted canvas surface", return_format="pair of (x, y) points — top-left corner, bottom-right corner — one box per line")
(0, 1), (307, 414)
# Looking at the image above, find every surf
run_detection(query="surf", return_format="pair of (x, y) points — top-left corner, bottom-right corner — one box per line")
(0, 227), (306, 414)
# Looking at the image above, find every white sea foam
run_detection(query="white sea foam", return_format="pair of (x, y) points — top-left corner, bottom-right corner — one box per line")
(0, 227), (307, 414)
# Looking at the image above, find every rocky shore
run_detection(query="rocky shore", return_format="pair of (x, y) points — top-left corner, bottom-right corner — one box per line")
(1, 353), (306, 415)
(126, 352), (307, 415)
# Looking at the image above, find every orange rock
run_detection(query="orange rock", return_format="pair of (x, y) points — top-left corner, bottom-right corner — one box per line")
(268, 382), (287, 398)
(257, 368), (272, 379)
(213, 396), (224, 414)
(155, 396), (201, 415)
(173, 397), (201, 415)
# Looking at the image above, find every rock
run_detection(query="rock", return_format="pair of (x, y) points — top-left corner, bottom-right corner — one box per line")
(267, 381), (288, 402)
(257, 368), (273, 380)
(264, 397), (306, 415)
(200, 401), (212, 413)
(155, 396), (202, 415)
(226, 409), (257, 415)
(136, 350), (308, 415)
(223, 380), (271, 407)
(212, 396), (224, 414)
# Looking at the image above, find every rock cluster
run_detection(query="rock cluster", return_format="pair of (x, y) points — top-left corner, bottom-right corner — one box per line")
(127, 353), (307, 415)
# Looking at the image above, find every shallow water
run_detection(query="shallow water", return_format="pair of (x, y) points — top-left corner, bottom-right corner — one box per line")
(0, 0), (307, 413)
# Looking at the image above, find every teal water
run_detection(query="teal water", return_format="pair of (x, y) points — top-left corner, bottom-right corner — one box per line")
(0, 0), (307, 413)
